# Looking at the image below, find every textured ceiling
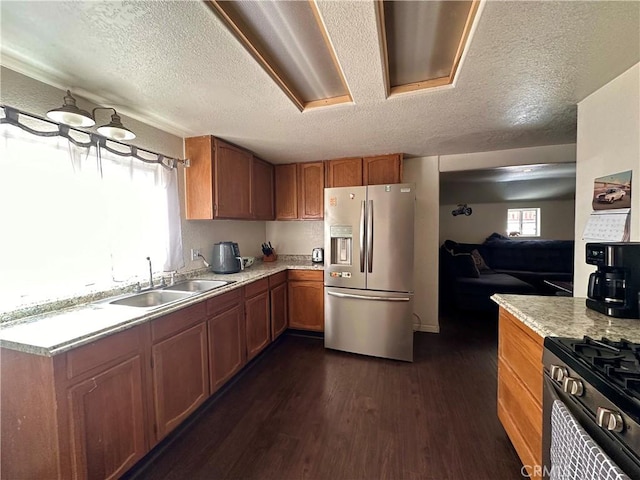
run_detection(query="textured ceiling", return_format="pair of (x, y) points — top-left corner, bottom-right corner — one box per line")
(1, 1), (638, 164)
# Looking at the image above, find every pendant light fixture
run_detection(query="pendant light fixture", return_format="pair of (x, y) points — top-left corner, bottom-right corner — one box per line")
(46, 90), (95, 127)
(93, 108), (136, 141)
(46, 90), (136, 141)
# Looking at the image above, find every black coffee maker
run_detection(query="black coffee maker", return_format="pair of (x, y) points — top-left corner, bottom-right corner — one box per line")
(586, 242), (640, 319)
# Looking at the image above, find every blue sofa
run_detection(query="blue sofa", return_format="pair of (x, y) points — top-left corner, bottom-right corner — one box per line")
(440, 234), (574, 311)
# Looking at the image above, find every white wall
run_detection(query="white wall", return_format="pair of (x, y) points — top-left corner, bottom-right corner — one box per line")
(0, 67), (267, 272)
(265, 221), (323, 255)
(404, 156), (440, 333)
(574, 63), (640, 296)
(439, 199), (576, 244)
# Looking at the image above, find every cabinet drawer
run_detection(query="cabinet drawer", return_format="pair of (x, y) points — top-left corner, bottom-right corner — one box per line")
(151, 301), (207, 343)
(66, 326), (142, 380)
(268, 271), (287, 288)
(498, 310), (543, 405)
(207, 288), (242, 317)
(244, 278), (269, 298)
(288, 270), (322, 281)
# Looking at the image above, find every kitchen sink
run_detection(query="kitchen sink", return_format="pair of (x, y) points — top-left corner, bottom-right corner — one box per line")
(162, 279), (232, 292)
(107, 290), (194, 308)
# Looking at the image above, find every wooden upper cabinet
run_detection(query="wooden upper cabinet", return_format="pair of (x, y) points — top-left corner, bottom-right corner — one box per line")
(298, 161), (324, 220)
(274, 163), (298, 220)
(185, 135), (215, 219)
(251, 157), (274, 220)
(215, 140), (252, 219)
(363, 154), (403, 185)
(184, 136), (259, 220)
(325, 157), (363, 188)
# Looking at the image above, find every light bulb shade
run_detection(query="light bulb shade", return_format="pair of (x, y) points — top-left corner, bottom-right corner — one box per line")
(96, 112), (136, 140)
(46, 90), (95, 127)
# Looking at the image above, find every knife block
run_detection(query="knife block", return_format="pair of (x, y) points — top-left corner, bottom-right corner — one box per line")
(263, 251), (277, 262)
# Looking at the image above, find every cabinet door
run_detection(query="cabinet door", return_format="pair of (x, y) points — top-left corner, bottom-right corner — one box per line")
(184, 136), (215, 220)
(245, 291), (271, 361)
(209, 303), (246, 394)
(326, 157), (363, 188)
(215, 140), (252, 219)
(68, 356), (146, 480)
(288, 281), (324, 331)
(270, 281), (288, 340)
(252, 157), (274, 220)
(298, 161), (324, 219)
(151, 323), (209, 441)
(363, 154), (402, 185)
(275, 164), (298, 220)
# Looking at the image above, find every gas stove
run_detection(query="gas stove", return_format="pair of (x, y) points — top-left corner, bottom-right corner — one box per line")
(543, 336), (640, 479)
(545, 336), (640, 422)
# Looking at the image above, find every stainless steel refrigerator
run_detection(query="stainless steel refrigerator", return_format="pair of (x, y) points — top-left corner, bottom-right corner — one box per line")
(324, 184), (415, 362)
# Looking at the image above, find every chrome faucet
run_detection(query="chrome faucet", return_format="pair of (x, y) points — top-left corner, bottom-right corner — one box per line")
(146, 256), (154, 290)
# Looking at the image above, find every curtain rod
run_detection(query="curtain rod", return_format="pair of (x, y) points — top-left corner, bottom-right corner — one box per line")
(0, 105), (190, 170)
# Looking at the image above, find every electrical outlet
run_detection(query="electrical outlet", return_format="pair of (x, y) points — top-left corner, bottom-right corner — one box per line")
(190, 248), (201, 261)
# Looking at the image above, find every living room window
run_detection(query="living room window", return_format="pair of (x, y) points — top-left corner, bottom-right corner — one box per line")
(507, 208), (540, 237)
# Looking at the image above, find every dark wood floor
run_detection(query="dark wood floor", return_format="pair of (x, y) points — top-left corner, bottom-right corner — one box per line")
(127, 311), (525, 480)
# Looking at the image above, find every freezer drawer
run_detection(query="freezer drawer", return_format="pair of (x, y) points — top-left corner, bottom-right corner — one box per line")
(324, 287), (414, 362)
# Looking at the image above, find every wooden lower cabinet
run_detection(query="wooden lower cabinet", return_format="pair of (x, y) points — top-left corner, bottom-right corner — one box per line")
(150, 323), (209, 441)
(0, 325), (149, 480)
(270, 273), (288, 340)
(208, 299), (246, 394)
(245, 280), (271, 361)
(68, 356), (147, 480)
(497, 307), (544, 479)
(288, 270), (324, 331)
(1, 270), (326, 479)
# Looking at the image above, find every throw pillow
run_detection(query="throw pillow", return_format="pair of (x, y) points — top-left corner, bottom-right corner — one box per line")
(470, 249), (491, 272)
(452, 253), (480, 278)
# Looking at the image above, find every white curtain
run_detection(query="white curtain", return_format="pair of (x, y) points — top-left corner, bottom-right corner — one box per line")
(0, 123), (183, 312)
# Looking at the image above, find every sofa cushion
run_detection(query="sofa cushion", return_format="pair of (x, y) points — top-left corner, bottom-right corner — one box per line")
(451, 253), (480, 278)
(456, 272), (536, 295)
(470, 248), (492, 272)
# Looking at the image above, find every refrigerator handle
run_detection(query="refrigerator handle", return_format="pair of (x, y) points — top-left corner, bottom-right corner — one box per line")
(367, 200), (373, 273)
(359, 200), (366, 273)
(327, 291), (411, 302)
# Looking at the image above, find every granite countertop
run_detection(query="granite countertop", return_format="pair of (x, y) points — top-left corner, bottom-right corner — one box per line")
(0, 259), (324, 357)
(492, 294), (640, 342)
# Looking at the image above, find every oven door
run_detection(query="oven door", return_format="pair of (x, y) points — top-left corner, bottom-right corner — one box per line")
(543, 373), (638, 480)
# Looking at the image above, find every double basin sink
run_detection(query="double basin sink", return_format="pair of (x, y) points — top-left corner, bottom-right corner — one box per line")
(103, 280), (233, 309)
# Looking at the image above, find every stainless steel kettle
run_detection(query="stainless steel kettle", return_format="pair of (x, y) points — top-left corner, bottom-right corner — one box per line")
(211, 242), (243, 274)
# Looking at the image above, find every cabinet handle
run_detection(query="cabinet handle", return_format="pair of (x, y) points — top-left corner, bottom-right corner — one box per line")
(88, 378), (98, 393)
(327, 291), (410, 302)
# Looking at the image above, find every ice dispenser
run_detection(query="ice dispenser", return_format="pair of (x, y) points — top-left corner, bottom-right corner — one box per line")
(329, 225), (352, 265)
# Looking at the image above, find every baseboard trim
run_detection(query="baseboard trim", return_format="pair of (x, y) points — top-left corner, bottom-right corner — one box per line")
(414, 324), (440, 333)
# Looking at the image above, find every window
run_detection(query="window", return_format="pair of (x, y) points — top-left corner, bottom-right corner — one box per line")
(507, 208), (540, 237)
(0, 122), (183, 314)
